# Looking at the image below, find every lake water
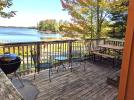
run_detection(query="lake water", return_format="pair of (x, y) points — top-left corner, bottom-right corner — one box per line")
(0, 27), (62, 43)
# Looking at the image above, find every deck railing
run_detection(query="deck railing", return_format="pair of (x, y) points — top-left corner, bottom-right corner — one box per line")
(105, 38), (125, 46)
(0, 38), (106, 75)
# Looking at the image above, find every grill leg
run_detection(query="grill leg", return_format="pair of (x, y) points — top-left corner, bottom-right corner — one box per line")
(14, 72), (24, 87)
(48, 68), (51, 82)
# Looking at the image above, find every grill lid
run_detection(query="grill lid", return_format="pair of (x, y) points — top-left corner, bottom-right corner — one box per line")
(0, 53), (18, 62)
(0, 53), (21, 74)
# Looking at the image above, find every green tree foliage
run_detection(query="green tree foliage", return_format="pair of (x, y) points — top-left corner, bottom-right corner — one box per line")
(0, 0), (15, 18)
(38, 19), (58, 32)
(107, 0), (128, 39)
(60, 0), (128, 39)
(60, 0), (111, 39)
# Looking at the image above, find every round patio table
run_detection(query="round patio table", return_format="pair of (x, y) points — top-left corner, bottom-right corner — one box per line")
(54, 56), (68, 70)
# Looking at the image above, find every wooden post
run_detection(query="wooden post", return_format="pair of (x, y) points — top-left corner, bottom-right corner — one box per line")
(36, 43), (41, 73)
(118, 0), (134, 100)
(69, 40), (72, 70)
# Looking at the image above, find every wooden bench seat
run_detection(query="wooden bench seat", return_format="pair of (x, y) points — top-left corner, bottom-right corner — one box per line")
(92, 51), (115, 59)
(92, 51), (120, 67)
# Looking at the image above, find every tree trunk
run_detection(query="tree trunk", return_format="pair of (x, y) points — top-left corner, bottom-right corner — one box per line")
(96, 0), (100, 46)
(91, 8), (93, 39)
(96, 0), (100, 39)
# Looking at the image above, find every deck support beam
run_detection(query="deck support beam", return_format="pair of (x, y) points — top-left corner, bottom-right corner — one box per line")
(118, 0), (134, 100)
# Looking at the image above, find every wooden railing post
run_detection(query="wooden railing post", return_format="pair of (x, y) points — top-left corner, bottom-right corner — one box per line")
(69, 40), (72, 70)
(36, 42), (41, 73)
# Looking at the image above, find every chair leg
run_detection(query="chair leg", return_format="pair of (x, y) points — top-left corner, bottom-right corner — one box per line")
(34, 68), (38, 80)
(83, 61), (86, 71)
(56, 66), (60, 72)
(51, 68), (53, 74)
(68, 61), (73, 72)
(49, 68), (51, 82)
(79, 61), (82, 67)
(93, 54), (96, 61)
(34, 72), (36, 80)
(62, 64), (66, 71)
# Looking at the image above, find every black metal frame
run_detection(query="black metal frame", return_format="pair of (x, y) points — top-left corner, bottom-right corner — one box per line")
(31, 50), (53, 82)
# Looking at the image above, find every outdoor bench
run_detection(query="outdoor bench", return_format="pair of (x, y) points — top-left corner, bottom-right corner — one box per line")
(92, 51), (116, 67)
(92, 51), (115, 59)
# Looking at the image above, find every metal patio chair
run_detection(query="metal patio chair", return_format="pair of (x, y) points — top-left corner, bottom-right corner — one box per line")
(31, 50), (53, 82)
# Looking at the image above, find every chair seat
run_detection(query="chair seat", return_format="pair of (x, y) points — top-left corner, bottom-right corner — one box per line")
(39, 63), (53, 69)
(71, 58), (85, 62)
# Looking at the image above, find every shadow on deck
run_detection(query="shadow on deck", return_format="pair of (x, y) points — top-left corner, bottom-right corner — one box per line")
(14, 61), (119, 100)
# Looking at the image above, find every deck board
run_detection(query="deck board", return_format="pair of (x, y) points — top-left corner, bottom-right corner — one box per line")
(22, 61), (118, 100)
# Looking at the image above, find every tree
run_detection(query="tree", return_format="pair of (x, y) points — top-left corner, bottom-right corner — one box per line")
(107, 0), (128, 39)
(0, 0), (15, 18)
(38, 19), (57, 32)
(60, 0), (111, 39)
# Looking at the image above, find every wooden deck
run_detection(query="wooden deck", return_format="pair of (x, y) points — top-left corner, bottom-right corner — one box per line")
(22, 61), (118, 100)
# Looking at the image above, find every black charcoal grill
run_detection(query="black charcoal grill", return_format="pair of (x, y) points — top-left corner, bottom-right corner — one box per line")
(0, 53), (21, 74)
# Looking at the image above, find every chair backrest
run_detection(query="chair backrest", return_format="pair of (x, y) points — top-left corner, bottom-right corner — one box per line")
(31, 49), (53, 65)
(31, 50), (39, 66)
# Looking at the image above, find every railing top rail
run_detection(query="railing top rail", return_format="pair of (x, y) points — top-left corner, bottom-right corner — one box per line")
(106, 38), (125, 42)
(0, 38), (106, 46)
(85, 38), (106, 41)
(0, 39), (76, 46)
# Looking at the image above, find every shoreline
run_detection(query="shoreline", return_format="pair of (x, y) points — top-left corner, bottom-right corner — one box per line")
(0, 26), (36, 29)
(39, 30), (57, 34)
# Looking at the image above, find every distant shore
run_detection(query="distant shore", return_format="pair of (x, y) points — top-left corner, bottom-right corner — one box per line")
(0, 26), (36, 29)
(39, 30), (58, 34)
(0, 26), (61, 34)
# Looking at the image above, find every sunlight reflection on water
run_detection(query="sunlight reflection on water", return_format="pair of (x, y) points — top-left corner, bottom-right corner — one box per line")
(0, 27), (62, 43)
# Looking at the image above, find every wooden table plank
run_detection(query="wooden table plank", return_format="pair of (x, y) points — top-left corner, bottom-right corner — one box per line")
(98, 44), (123, 50)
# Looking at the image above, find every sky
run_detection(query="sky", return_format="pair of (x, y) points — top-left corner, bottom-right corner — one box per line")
(0, 0), (70, 27)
